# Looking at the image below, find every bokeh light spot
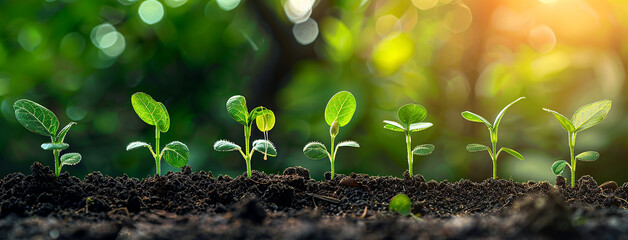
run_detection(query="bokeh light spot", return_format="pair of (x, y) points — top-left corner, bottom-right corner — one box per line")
(17, 26), (42, 52)
(376, 15), (401, 37)
(528, 25), (556, 54)
(165, 0), (187, 8)
(117, 0), (139, 5)
(90, 23), (116, 48)
(60, 32), (86, 58)
(412, 0), (438, 10)
(216, 0), (240, 11)
(444, 4), (472, 33)
(372, 33), (414, 76)
(99, 31), (118, 49)
(66, 106), (87, 121)
(138, 0), (165, 25)
(101, 32), (126, 57)
(292, 18), (318, 45)
(284, 0), (314, 23)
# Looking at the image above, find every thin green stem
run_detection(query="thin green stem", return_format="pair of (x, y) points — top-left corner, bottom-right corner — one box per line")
(155, 127), (161, 176)
(569, 132), (576, 187)
(53, 149), (60, 177)
(406, 132), (413, 176)
(490, 131), (498, 179)
(244, 125), (252, 178)
(330, 135), (336, 179)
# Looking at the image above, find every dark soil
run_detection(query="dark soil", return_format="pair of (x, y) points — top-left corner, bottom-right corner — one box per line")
(1, 162), (627, 239)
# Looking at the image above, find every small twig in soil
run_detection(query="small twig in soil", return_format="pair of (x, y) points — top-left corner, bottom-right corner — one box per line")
(108, 207), (130, 217)
(307, 193), (341, 204)
(359, 206), (368, 218)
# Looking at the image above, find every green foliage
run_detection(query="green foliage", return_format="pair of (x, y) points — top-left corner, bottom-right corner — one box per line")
(303, 91), (359, 179)
(462, 97), (525, 179)
(13, 99), (82, 177)
(383, 103), (434, 176)
(544, 100), (611, 187)
(214, 95), (277, 177)
(127, 92), (189, 176)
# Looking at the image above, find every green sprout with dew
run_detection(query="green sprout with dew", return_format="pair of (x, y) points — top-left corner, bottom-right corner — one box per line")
(389, 193), (422, 220)
(543, 99), (612, 187)
(303, 91), (359, 179)
(13, 99), (82, 177)
(383, 104), (434, 176)
(126, 92), (190, 176)
(213, 95), (277, 178)
(461, 97), (525, 179)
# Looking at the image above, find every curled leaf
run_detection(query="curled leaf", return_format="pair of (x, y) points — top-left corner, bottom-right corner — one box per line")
(336, 141), (359, 148)
(551, 160), (569, 175)
(213, 140), (241, 152)
(543, 108), (575, 133)
(412, 144), (434, 156)
(499, 147), (524, 161)
(461, 111), (492, 129)
(383, 120), (406, 132)
(303, 142), (329, 160)
(252, 139), (277, 157)
(60, 153), (82, 166)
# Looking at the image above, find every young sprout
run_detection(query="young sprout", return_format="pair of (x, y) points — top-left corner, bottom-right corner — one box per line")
(383, 104), (435, 176)
(544, 99), (612, 187)
(389, 193), (421, 220)
(461, 97), (525, 179)
(126, 92), (189, 176)
(213, 95), (277, 178)
(13, 99), (82, 177)
(303, 91), (359, 179)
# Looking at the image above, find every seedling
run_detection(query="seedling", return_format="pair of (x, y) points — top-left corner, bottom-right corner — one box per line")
(13, 99), (82, 177)
(461, 97), (525, 179)
(126, 92), (189, 176)
(303, 91), (359, 179)
(544, 99), (612, 187)
(389, 193), (421, 220)
(383, 104), (435, 176)
(213, 95), (277, 178)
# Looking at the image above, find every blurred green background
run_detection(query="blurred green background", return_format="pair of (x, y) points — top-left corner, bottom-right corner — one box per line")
(1, 0), (627, 183)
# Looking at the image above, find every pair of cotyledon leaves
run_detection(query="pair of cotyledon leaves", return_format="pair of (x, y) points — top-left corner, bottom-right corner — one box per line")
(461, 97), (526, 161)
(383, 103), (435, 156)
(544, 99), (612, 175)
(214, 95), (277, 156)
(126, 92), (189, 168)
(303, 91), (360, 160)
(13, 99), (82, 166)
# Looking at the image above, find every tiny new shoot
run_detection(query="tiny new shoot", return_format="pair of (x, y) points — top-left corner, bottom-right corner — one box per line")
(383, 104), (434, 176)
(544, 99), (612, 187)
(126, 92), (189, 176)
(461, 97), (525, 179)
(389, 193), (422, 220)
(13, 99), (82, 177)
(303, 91), (359, 180)
(213, 95), (277, 178)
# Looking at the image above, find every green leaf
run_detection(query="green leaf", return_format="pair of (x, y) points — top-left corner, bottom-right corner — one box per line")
(41, 142), (69, 150)
(213, 140), (241, 152)
(55, 122), (76, 143)
(389, 193), (412, 216)
(576, 151), (599, 162)
(161, 141), (189, 168)
(252, 139), (277, 157)
(412, 144), (434, 156)
(493, 97), (525, 130)
(255, 108), (275, 132)
(409, 122), (433, 132)
(60, 153), (82, 166)
(551, 160), (569, 175)
(466, 143), (491, 154)
(303, 142), (329, 160)
(226, 95), (248, 126)
(543, 108), (575, 133)
(337, 141), (359, 148)
(126, 141), (152, 151)
(498, 147), (524, 160)
(13, 99), (59, 137)
(324, 91), (357, 127)
(571, 100), (612, 133)
(383, 120), (406, 132)
(397, 104), (427, 125)
(461, 111), (492, 129)
(131, 92), (170, 132)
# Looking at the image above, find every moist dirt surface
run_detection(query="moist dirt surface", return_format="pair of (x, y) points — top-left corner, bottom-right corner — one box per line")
(1, 162), (627, 239)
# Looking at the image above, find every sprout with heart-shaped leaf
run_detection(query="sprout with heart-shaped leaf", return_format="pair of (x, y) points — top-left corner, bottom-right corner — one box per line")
(213, 95), (277, 178)
(461, 97), (525, 179)
(13, 99), (82, 177)
(303, 91), (359, 179)
(126, 92), (189, 176)
(544, 99), (611, 187)
(383, 103), (434, 176)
